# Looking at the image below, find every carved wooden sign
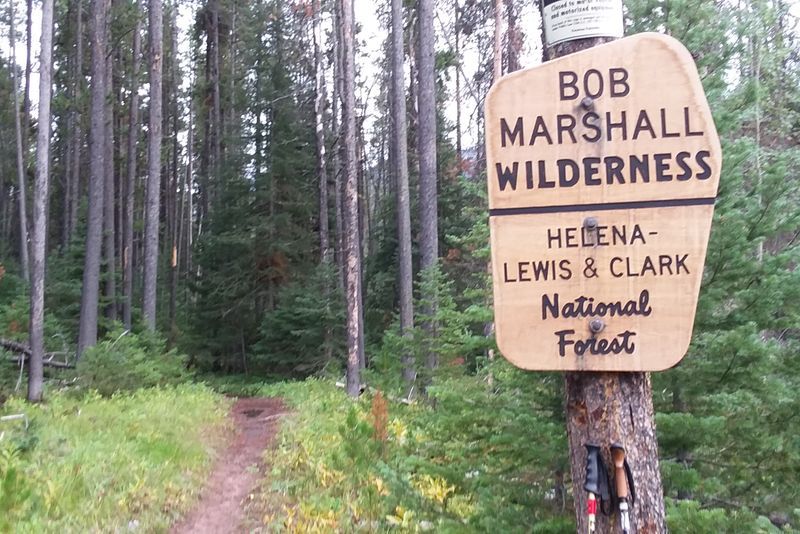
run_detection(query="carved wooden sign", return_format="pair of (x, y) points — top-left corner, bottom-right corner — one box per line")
(485, 33), (721, 371)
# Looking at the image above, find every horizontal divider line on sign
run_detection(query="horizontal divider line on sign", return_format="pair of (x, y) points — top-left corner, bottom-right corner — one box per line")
(488, 197), (717, 217)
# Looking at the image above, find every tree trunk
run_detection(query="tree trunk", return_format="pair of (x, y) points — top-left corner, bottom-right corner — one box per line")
(123, 8), (141, 330)
(9, 0), (30, 281)
(211, 0), (222, 178)
(547, 35), (668, 534)
(103, 38), (117, 321)
(391, 0), (415, 386)
(340, 0), (362, 397)
(168, 15), (179, 340)
(493, 0), (503, 82)
(78, 0), (109, 356)
(332, 0), (344, 291)
(28, 0), (55, 402)
(69, 0), (83, 247)
(454, 0), (462, 162)
(417, 0), (438, 370)
(313, 0), (329, 266)
(22, 0), (32, 158)
(185, 91), (194, 277)
(143, 0), (163, 330)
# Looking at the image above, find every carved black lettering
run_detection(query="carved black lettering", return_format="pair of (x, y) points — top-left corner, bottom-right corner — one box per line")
(604, 156), (625, 184)
(629, 154), (650, 183)
(559, 71), (579, 100)
(500, 117), (524, 147)
(529, 116), (553, 145)
(696, 150), (712, 180)
(542, 293), (559, 320)
(684, 106), (704, 136)
(496, 162), (519, 191)
(583, 157), (602, 186)
(675, 151), (692, 181)
(609, 67), (630, 97)
(654, 153), (673, 182)
(531, 260), (552, 281)
(557, 114), (577, 144)
(632, 109), (656, 140)
(538, 160), (555, 188)
(558, 159), (580, 187)
(503, 262), (516, 283)
(659, 254), (673, 275)
(660, 108), (680, 137)
(606, 110), (627, 141)
(559, 260), (572, 280)
(610, 257), (624, 277)
(556, 329), (575, 357)
(518, 262), (531, 282)
(581, 112), (602, 142)
(584, 69), (604, 98)
(675, 254), (690, 274)
(547, 228), (562, 249)
(525, 161), (534, 189)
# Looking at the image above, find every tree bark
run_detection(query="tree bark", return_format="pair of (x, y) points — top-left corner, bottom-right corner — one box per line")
(340, 0), (363, 397)
(9, 0), (30, 281)
(123, 8), (141, 330)
(69, 0), (83, 246)
(548, 35), (668, 534)
(493, 0), (503, 82)
(417, 0), (438, 370)
(391, 0), (415, 386)
(78, 0), (109, 357)
(143, 0), (163, 330)
(28, 0), (55, 402)
(313, 0), (329, 266)
(103, 33), (117, 321)
(142, 0), (164, 330)
(22, 0), (32, 159)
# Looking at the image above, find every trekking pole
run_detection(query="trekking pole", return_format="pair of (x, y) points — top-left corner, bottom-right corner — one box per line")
(611, 444), (633, 534)
(583, 444), (603, 533)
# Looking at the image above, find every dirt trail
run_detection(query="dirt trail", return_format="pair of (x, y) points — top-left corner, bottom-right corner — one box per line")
(171, 397), (286, 534)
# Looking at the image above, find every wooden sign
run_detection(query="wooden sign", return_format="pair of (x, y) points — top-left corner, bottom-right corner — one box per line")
(485, 33), (721, 371)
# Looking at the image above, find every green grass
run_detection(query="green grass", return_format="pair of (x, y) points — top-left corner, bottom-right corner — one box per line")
(0, 383), (231, 533)
(247, 376), (574, 533)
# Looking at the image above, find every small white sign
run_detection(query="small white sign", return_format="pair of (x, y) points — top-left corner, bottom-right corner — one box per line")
(542, 0), (624, 46)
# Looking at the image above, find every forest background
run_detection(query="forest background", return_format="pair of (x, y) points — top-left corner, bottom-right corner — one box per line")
(0, 0), (799, 530)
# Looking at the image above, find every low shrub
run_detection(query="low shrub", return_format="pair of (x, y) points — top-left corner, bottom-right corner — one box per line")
(77, 329), (188, 396)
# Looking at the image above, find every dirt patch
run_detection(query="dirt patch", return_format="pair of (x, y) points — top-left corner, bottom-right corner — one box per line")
(171, 397), (286, 534)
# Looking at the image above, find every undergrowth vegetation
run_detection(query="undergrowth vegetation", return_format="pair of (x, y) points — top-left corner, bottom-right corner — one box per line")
(0, 384), (230, 532)
(248, 377), (789, 533)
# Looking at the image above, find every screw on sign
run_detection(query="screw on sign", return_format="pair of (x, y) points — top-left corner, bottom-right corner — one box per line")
(484, 32), (722, 533)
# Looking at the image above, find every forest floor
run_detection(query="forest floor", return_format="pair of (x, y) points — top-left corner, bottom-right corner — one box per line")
(171, 397), (287, 534)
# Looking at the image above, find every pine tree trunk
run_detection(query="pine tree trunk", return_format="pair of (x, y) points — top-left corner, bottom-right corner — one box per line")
(417, 0), (438, 370)
(547, 35), (668, 534)
(391, 0), (415, 386)
(143, 0), (163, 330)
(185, 93), (194, 277)
(123, 9), (141, 330)
(22, 0), (32, 158)
(168, 16), (179, 339)
(28, 0), (55, 402)
(454, 0), (462, 162)
(340, 0), (362, 397)
(9, 0), (30, 281)
(103, 40), (117, 321)
(332, 1), (345, 292)
(78, 0), (109, 356)
(69, 0), (83, 246)
(314, 0), (329, 266)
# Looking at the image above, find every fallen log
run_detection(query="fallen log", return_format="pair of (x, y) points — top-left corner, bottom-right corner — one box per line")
(1, 338), (75, 369)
